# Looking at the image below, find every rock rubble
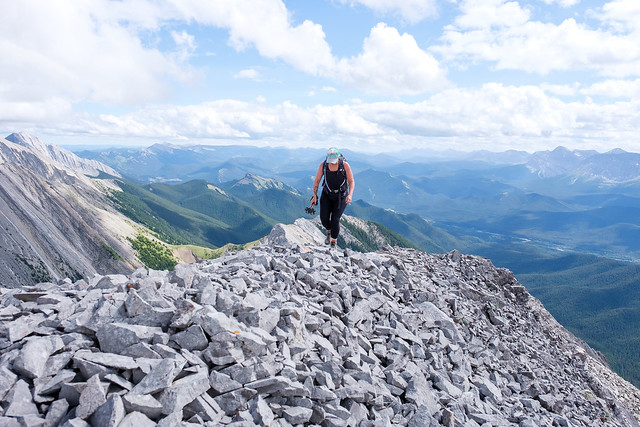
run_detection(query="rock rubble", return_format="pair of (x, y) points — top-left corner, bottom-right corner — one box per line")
(1, 227), (639, 426)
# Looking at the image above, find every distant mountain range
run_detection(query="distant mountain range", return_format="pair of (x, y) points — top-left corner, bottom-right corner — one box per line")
(78, 142), (640, 184)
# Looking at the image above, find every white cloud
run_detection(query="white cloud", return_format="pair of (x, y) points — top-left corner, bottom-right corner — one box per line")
(437, 1), (640, 77)
(581, 79), (640, 98)
(0, 0), (450, 120)
(540, 82), (580, 97)
(337, 0), (439, 24)
(234, 69), (262, 80)
(0, 0), (193, 108)
(539, 0), (580, 7)
(181, 2), (447, 94)
(597, 0), (640, 32)
(175, 0), (336, 75)
(31, 83), (636, 153)
(336, 23), (448, 94)
(171, 30), (197, 62)
(453, 0), (530, 29)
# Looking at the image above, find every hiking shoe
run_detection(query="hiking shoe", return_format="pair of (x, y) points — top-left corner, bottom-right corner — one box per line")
(330, 240), (337, 248)
(325, 234), (331, 245)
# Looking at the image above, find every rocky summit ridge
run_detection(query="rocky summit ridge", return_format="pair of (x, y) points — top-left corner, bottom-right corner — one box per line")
(1, 226), (639, 426)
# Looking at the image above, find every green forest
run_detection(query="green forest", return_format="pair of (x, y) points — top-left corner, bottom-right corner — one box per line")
(128, 234), (177, 271)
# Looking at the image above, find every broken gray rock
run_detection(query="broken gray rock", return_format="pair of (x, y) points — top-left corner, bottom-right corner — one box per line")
(13, 336), (64, 379)
(157, 370), (211, 415)
(0, 234), (638, 426)
(4, 379), (39, 417)
(96, 323), (163, 354)
(130, 359), (184, 395)
(122, 393), (163, 420)
(90, 394), (125, 427)
(75, 375), (106, 419)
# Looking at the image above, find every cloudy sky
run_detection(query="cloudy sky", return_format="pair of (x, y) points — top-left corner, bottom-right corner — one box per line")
(1, 0), (640, 153)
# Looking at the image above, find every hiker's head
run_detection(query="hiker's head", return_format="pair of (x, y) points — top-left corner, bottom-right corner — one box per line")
(326, 147), (340, 164)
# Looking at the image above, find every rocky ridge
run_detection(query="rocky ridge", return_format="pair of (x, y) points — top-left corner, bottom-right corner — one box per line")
(1, 222), (639, 426)
(4, 133), (120, 179)
(0, 134), (140, 286)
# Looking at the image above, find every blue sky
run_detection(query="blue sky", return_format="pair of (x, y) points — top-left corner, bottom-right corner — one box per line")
(1, 0), (640, 153)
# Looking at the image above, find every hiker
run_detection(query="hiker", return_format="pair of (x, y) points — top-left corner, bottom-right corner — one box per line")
(310, 147), (355, 248)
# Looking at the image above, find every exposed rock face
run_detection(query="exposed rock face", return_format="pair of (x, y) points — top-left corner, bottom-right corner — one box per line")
(5, 132), (120, 178)
(0, 134), (139, 286)
(1, 231), (638, 425)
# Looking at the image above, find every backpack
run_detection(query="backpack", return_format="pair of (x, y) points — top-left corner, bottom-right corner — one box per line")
(322, 155), (347, 196)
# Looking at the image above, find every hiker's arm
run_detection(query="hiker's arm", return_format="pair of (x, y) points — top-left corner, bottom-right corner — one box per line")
(345, 162), (355, 204)
(311, 162), (323, 206)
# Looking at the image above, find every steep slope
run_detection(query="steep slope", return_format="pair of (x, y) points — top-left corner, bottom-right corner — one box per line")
(0, 225), (638, 425)
(0, 135), (140, 286)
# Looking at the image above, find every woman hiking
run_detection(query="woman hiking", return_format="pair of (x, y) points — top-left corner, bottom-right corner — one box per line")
(310, 147), (355, 248)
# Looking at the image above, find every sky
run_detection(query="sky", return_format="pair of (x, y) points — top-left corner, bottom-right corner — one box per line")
(1, 0), (640, 153)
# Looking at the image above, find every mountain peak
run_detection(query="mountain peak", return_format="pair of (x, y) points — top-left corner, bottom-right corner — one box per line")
(607, 148), (628, 155)
(235, 173), (283, 190)
(3, 132), (120, 179)
(6, 132), (49, 155)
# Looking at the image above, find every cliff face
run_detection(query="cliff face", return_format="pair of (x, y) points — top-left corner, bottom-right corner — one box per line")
(0, 135), (139, 286)
(1, 230), (638, 426)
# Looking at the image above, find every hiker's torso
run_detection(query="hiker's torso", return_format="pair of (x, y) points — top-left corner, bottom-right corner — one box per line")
(324, 161), (346, 195)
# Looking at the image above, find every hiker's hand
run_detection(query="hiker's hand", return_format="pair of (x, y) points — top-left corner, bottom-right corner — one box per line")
(310, 194), (317, 206)
(346, 195), (352, 204)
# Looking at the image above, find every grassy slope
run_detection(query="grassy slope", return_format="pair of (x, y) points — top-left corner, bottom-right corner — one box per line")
(345, 200), (465, 253)
(111, 180), (272, 247)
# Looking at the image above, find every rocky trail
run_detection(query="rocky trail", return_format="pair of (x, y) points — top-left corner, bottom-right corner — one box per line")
(1, 225), (639, 426)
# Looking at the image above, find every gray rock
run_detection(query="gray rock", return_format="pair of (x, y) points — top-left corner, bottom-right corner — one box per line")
(155, 411), (183, 427)
(405, 371), (438, 416)
(131, 358), (184, 395)
(13, 336), (64, 379)
(74, 350), (138, 370)
(282, 406), (313, 424)
(96, 323), (163, 354)
(38, 369), (76, 395)
(170, 324), (209, 351)
(245, 376), (292, 394)
(58, 382), (86, 407)
(75, 375), (106, 419)
(90, 394), (125, 427)
(210, 370), (243, 394)
(408, 405), (437, 427)
(2, 236), (640, 427)
(122, 393), (164, 420)
(44, 399), (69, 427)
(5, 379), (39, 417)
(184, 394), (223, 423)
(118, 411), (156, 427)
(195, 309), (244, 337)
(250, 396), (275, 425)
(214, 388), (258, 414)
(60, 418), (91, 427)
(4, 313), (46, 342)
(0, 416), (20, 427)
(474, 377), (503, 403)
(0, 365), (18, 401)
(157, 370), (211, 415)
(74, 358), (115, 381)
